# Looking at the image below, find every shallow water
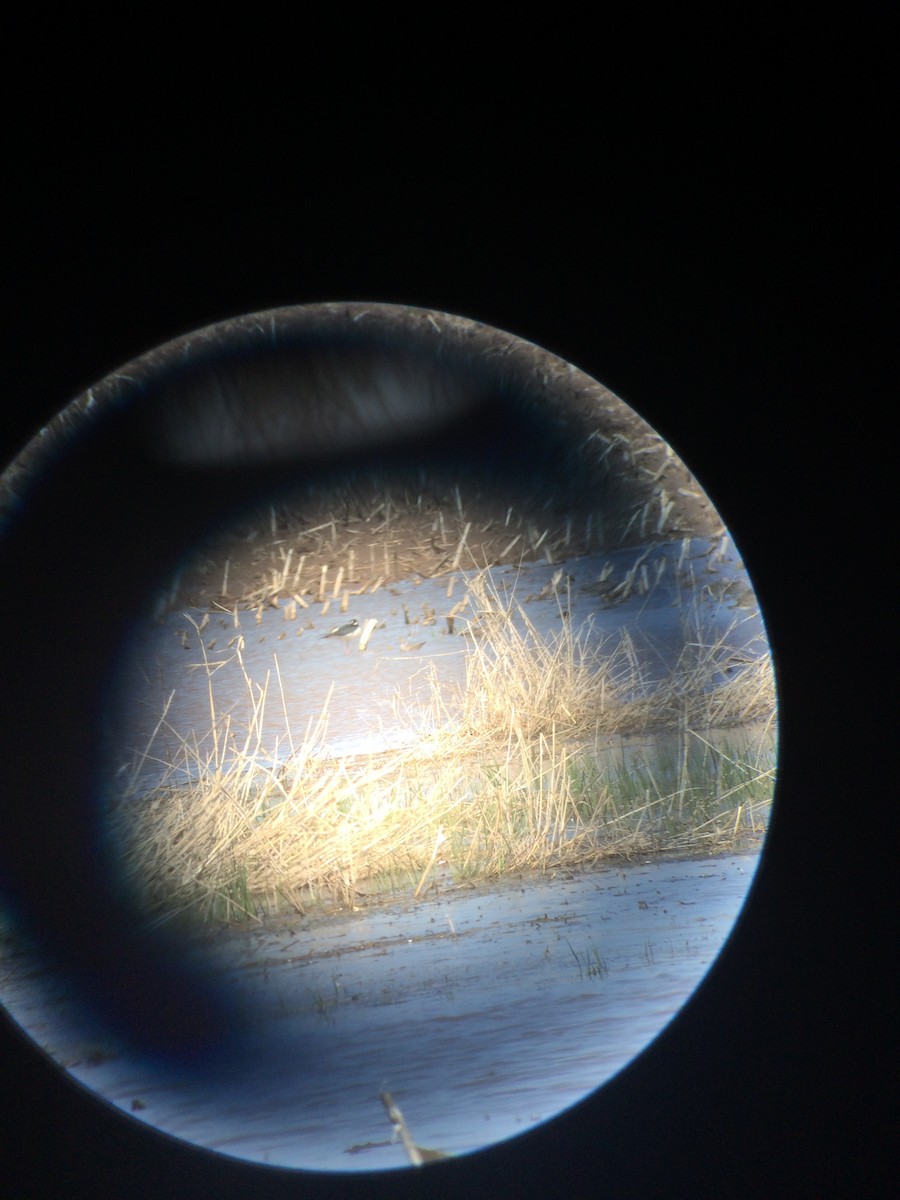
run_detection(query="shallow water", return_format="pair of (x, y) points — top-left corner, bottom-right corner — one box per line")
(0, 853), (761, 1172)
(106, 536), (768, 794)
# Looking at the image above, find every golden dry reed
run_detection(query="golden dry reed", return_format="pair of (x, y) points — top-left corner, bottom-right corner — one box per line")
(111, 578), (776, 926)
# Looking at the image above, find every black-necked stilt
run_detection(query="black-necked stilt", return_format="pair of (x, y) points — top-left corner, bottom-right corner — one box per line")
(321, 617), (360, 652)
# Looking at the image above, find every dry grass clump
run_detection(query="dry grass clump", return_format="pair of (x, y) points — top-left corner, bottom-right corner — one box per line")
(110, 590), (776, 926)
(608, 629), (776, 734)
(112, 715), (774, 926)
(431, 572), (775, 743)
(165, 483), (623, 614)
(114, 748), (466, 922)
(162, 450), (724, 614)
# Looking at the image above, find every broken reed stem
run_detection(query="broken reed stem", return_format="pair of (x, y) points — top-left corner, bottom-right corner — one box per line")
(292, 554), (305, 589)
(450, 522), (471, 572)
(380, 1093), (423, 1167)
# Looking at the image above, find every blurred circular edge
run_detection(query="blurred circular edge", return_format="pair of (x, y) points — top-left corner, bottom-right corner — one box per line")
(0, 301), (779, 1195)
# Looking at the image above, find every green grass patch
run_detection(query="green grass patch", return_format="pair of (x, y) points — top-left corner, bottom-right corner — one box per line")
(567, 941), (609, 981)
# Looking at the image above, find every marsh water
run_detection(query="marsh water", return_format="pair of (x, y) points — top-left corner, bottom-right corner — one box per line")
(106, 535), (769, 794)
(1, 852), (762, 1172)
(0, 533), (775, 1172)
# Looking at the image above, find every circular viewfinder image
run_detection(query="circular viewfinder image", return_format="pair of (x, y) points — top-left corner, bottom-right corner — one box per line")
(0, 303), (777, 1173)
